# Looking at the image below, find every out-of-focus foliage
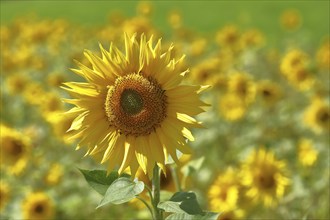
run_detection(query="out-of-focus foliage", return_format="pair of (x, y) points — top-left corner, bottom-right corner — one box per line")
(1, 1), (329, 219)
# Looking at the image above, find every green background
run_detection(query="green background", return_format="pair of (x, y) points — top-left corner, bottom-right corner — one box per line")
(1, 0), (329, 46)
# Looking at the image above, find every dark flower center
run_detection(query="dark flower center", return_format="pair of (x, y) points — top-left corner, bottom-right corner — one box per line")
(34, 203), (44, 214)
(120, 89), (144, 115)
(105, 73), (167, 136)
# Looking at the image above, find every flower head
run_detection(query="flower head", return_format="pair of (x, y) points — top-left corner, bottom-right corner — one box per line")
(208, 167), (241, 212)
(257, 80), (282, 106)
(298, 139), (318, 167)
(22, 192), (55, 220)
(280, 9), (302, 31)
(218, 93), (247, 121)
(227, 72), (256, 105)
(63, 34), (208, 178)
(0, 125), (30, 172)
(241, 148), (290, 207)
(304, 98), (330, 134)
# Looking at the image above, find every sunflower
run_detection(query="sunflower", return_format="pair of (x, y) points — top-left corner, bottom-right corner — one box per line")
(240, 29), (265, 49)
(215, 25), (240, 51)
(190, 57), (220, 85)
(218, 93), (247, 121)
(280, 49), (309, 77)
(63, 34), (208, 178)
(241, 148), (290, 207)
(22, 192), (55, 220)
(0, 125), (30, 173)
(208, 167), (241, 212)
(217, 209), (245, 220)
(227, 72), (256, 105)
(286, 67), (315, 91)
(303, 98), (330, 134)
(6, 73), (29, 95)
(280, 9), (302, 31)
(257, 80), (282, 106)
(40, 92), (64, 116)
(45, 163), (64, 186)
(0, 182), (10, 211)
(317, 39), (330, 69)
(298, 139), (318, 167)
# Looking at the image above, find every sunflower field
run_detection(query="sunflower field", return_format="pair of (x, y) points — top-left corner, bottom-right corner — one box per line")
(0, 1), (329, 220)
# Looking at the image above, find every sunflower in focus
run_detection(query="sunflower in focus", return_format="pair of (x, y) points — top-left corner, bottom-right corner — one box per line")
(22, 192), (55, 220)
(241, 148), (290, 207)
(63, 34), (208, 178)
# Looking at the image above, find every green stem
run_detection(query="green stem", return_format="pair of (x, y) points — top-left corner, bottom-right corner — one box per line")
(152, 164), (163, 220)
(145, 184), (153, 200)
(136, 196), (153, 219)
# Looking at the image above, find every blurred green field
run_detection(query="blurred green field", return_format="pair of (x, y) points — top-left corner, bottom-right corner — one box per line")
(1, 0), (329, 46)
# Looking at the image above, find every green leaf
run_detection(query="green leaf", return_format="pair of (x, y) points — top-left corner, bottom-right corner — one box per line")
(166, 212), (221, 220)
(170, 191), (203, 215)
(78, 169), (130, 195)
(97, 177), (144, 207)
(158, 201), (185, 214)
(166, 213), (191, 220)
(180, 157), (205, 177)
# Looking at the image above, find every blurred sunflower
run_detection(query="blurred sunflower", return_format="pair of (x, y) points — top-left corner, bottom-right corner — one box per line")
(208, 167), (241, 212)
(22, 192), (55, 220)
(45, 163), (64, 186)
(23, 82), (45, 106)
(6, 73), (29, 95)
(280, 49), (309, 77)
(0, 125), (30, 174)
(40, 92), (64, 116)
(257, 80), (282, 106)
(298, 139), (318, 167)
(316, 39), (330, 69)
(280, 9), (302, 31)
(217, 209), (245, 220)
(240, 29), (265, 49)
(241, 148), (290, 207)
(218, 93), (247, 121)
(63, 34), (208, 178)
(227, 72), (256, 105)
(215, 25), (240, 51)
(0, 182), (10, 211)
(287, 67), (315, 91)
(303, 98), (330, 134)
(190, 57), (220, 85)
